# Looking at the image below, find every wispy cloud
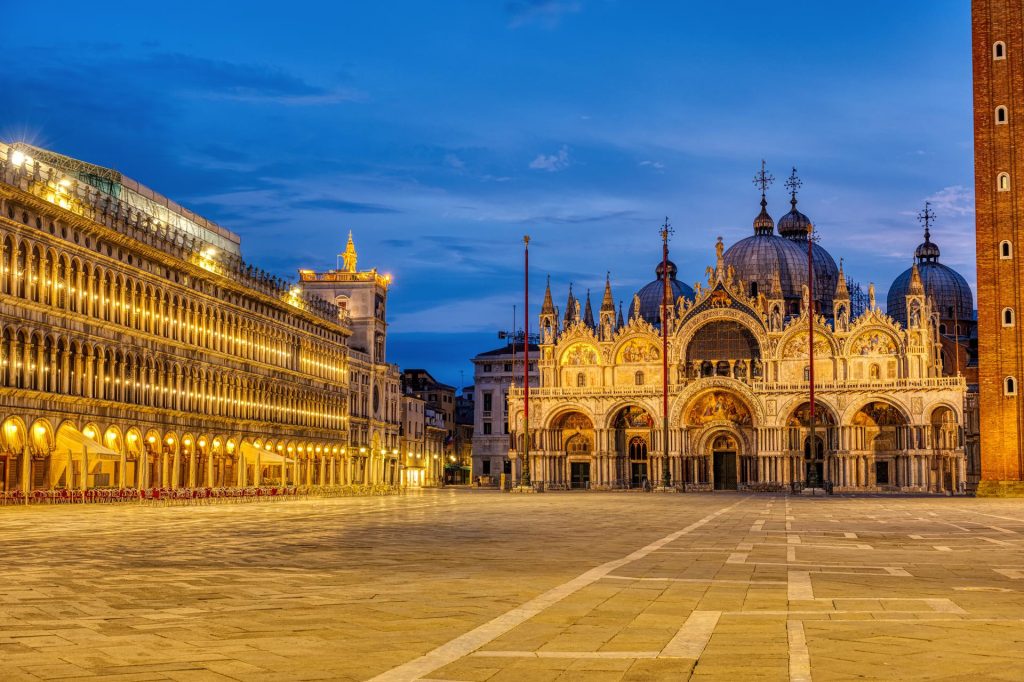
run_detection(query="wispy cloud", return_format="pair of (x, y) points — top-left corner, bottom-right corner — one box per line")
(507, 0), (583, 28)
(529, 145), (572, 172)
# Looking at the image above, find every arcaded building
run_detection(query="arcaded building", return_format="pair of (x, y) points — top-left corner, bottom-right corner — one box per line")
(0, 142), (394, 495)
(510, 182), (969, 493)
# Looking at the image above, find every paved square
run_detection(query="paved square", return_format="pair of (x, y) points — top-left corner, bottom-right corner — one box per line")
(2, 492), (1024, 681)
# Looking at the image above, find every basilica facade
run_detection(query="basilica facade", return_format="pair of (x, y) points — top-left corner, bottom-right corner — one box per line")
(510, 185), (970, 494)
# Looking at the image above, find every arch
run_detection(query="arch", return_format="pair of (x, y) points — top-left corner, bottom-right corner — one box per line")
(1003, 307), (1015, 327)
(613, 335), (661, 364)
(684, 318), (762, 367)
(783, 400), (839, 428)
(1, 416), (28, 451)
(994, 40), (1006, 60)
(683, 389), (755, 428)
(1001, 240), (1013, 259)
(607, 404), (655, 430)
(692, 424), (751, 457)
(999, 172), (1011, 192)
(845, 398), (911, 426)
(670, 377), (767, 426)
(29, 418), (54, 451)
(996, 105), (1009, 124)
(847, 328), (900, 356)
(1005, 376), (1017, 396)
(558, 341), (600, 366)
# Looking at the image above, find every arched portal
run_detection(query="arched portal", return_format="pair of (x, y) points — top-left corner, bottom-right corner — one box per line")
(849, 400), (909, 489)
(611, 406), (653, 488)
(787, 401), (837, 487)
(710, 433), (739, 491)
(550, 411), (595, 489)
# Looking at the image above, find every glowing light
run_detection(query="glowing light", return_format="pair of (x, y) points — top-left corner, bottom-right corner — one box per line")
(10, 150), (25, 166)
(83, 427), (96, 439)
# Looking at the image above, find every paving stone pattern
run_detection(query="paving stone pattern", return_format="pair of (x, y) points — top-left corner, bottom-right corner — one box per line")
(2, 491), (1024, 681)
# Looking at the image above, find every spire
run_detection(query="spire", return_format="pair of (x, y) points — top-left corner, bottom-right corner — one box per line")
(785, 166), (802, 215)
(601, 272), (615, 312)
(541, 275), (555, 315)
(834, 258), (850, 300)
(752, 160), (776, 236)
(564, 283), (576, 324)
(769, 266), (783, 299)
(909, 262), (924, 295)
(583, 289), (595, 327)
(617, 301), (625, 329)
(341, 230), (358, 272)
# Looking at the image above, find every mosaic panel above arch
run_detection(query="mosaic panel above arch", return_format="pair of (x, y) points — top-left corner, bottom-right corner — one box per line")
(687, 391), (753, 427)
(560, 343), (599, 366)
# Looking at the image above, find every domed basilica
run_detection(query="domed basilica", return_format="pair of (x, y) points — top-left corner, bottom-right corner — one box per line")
(510, 168), (973, 494)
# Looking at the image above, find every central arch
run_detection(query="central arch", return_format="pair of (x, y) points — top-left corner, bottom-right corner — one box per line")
(610, 405), (654, 488)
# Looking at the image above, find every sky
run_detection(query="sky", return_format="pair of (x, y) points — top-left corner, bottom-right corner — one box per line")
(3, 1), (976, 388)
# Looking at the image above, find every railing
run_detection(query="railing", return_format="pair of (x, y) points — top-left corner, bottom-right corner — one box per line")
(510, 375), (966, 400)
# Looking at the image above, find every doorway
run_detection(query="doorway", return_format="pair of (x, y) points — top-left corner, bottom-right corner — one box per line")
(713, 452), (737, 490)
(570, 462), (590, 489)
(628, 436), (648, 488)
(804, 436), (825, 487)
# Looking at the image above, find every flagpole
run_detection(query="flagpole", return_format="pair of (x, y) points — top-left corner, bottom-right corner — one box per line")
(522, 235), (531, 488)
(660, 220), (672, 489)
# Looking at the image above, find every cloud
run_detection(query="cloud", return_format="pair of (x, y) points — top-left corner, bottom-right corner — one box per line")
(444, 153), (466, 170)
(638, 160), (665, 170)
(529, 145), (572, 172)
(290, 198), (401, 214)
(507, 0), (582, 28)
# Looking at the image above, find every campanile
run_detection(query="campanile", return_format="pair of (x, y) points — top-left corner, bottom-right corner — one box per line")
(974, 0), (1024, 493)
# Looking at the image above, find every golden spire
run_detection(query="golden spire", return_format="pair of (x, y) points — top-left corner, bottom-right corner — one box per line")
(341, 230), (358, 273)
(909, 261), (924, 295)
(541, 275), (555, 315)
(601, 272), (615, 312)
(834, 258), (850, 300)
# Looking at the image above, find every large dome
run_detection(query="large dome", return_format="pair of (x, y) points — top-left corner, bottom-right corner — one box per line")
(628, 260), (695, 326)
(724, 202), (839, 314)
(887, 230), (974, 327)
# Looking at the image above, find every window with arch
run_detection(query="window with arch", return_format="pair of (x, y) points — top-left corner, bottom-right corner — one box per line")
(999, 172), (1011, 191)
(1001, 240), (1013, 259)
(576, 372), (585, 387)
(1005, 376), (1017, 396)
(634, 371), (645, 386)
(997, 106), (1009, 124)
(995, 41), (1006, 60)
(1004, 307), (1015, 327)
(803, 365), (810, 382)
(869, 364), (881, 380)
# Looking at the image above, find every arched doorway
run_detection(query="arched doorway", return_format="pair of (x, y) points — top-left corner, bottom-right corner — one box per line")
(551, 411), (594, 489)
(711, 434), (738, 491)
(787, 402), (837, 488)
(850, 401), (908, 489)
(628, 436), (649, 488)
(611, 406), (654, 488)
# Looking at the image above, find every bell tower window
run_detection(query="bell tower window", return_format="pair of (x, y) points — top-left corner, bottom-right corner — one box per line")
(997, 106), (1009, 124)
(999, 172), (1011, 191)
(1001, 240), (1013, 259)
(1005, 376), (1017, 396)
(1004, 308), (1015, 327)
(994, 41), (1006, 60)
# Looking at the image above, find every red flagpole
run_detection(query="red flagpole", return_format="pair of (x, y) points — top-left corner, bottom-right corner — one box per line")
(522, 235), (531, 487)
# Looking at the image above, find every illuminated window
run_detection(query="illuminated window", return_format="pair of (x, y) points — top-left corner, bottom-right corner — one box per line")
(997, 106), (1009, 124)
(1004, 307), (1015, 327)
(999, 173), (1011, 191)
(634, 371), (644, 386)
(995, 41), (1006, 60)
(1001, 240), (1013, 259)
(1005, 376), (1017, 396)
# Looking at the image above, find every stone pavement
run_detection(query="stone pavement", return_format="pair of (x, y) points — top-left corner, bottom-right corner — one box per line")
(1, 492), (1024, 681)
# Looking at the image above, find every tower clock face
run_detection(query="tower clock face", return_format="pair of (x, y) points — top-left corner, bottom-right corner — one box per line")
(373, 385), (380, 415)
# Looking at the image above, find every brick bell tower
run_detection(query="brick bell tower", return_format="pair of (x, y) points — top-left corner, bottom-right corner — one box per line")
(974, 0), (1024, 494)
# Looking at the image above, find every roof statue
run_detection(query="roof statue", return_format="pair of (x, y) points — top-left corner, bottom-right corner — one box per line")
(341, 231), (358, 273)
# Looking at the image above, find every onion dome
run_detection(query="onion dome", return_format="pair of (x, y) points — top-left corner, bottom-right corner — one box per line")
(778, 167), (814, 240)
(887, 222), (974, 328)
(628, 260), (695, 326)
(724, 165), (838, 313)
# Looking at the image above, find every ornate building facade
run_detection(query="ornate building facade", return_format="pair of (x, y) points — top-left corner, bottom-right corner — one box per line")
(0, 141), (396, 496)
(974, 0), (1024, 494)
(510, 184), (969, 494)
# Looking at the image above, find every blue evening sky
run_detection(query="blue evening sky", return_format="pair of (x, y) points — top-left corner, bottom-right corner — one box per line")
(3, 1), (974, 388)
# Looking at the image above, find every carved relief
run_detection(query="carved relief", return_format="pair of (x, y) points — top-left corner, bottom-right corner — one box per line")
(850, 332), (897, 356)
(618, 340), (660, 363)
(783, 331), (831, 359)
